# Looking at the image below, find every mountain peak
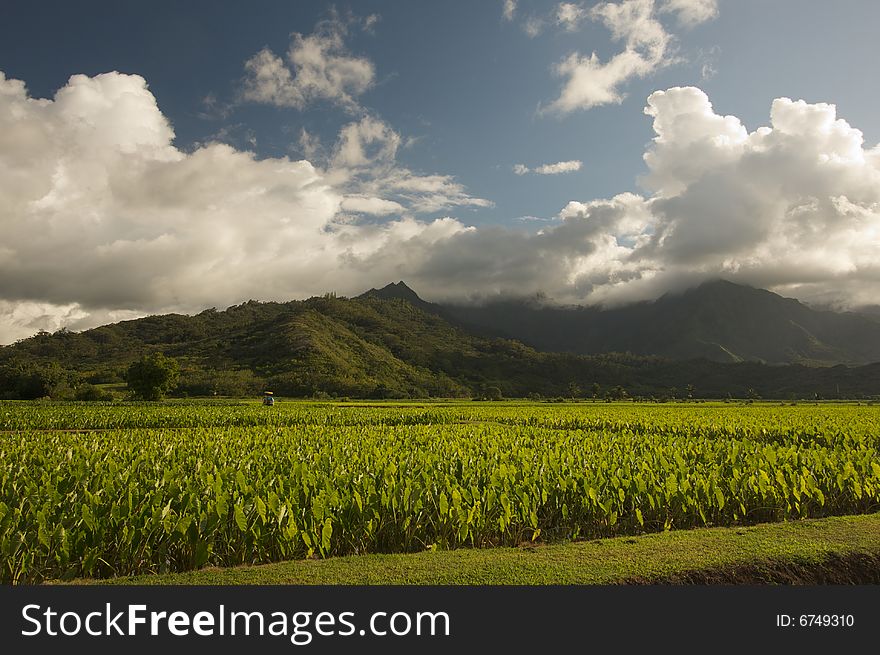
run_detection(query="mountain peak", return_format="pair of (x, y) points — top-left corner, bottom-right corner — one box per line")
(359, 281), (427, 305)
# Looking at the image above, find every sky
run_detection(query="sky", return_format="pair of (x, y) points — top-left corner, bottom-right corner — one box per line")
(2, 0), (880, 343)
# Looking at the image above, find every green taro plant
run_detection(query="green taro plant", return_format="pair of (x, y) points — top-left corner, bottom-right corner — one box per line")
(1, 400), (879, 583)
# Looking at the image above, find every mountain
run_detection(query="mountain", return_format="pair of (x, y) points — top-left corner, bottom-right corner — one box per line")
(2, 281), (880, 400)
(0, 295), (475, 399)
(439, 280), (880, 366)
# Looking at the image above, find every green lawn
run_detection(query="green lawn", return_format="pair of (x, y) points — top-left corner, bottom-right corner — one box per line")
(66, 513), (880, 585)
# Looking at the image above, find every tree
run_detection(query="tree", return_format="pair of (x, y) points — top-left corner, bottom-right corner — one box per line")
(591, 382), (601, 399)
(0, 360), (65, 399)
(473, 384), (503, 401)
(609, 385), (629, 401)
(126, 353), (179, 400)
(484, 386), (503, 401)
(567, 381), (581, 400)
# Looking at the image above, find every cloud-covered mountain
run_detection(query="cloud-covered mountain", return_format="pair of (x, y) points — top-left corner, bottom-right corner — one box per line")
(436, 280), (880, 366)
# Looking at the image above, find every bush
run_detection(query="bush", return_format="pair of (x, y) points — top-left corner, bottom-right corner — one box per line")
(75, 384), (114, 402)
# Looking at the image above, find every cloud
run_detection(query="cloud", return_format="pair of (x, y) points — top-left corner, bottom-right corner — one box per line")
(331, 115), (401, 168)
(339, 195), (406, 216)
(323, 115), (492, 214)
(513, 2), (587, 37)
(554, 87), (880, 309)
(543, 0), (718, 115)
(536, 160), (583, 175)
(241, 14), (375, 112)
(381, 87), (880, 312)
(3, 69), (880, 342)
(238, 13), (490, 216)
(362, 13), (381, 34)
(556, 3), (588, 31)
(659, 0), (718, 28)
(698, 45), (720, 80)
(0, 70), (486, 343)
(522, 16), (545, 38)
(513, 2), (591, 38)
(377, 169), (494, 214)
(513, 0), (715, 50)
(366, 191), (655, 303)
(514, 215), (554, 222)
(298, 127), (324, 160)
(513, 160), (583, 175)
(502, 0), (517, 22)
(637, 88), (880, 286)
(545, 0), (673, 114)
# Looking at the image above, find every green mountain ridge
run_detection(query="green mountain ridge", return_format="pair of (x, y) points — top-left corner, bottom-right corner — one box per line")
(2, 282), (880, 400)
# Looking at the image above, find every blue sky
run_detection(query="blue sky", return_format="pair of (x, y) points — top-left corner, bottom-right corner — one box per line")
(5, 0), (878, 224)
(1, 1), (880, 341)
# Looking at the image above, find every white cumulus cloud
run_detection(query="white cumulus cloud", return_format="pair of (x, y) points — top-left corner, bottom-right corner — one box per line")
(241, 15), (375, 112)
(553, 87), (880, 309)
(0, 70), (483, 343)
(402, 87), (880, 311)
(544, 0), (718, 115)
(545, 0), (672, 114)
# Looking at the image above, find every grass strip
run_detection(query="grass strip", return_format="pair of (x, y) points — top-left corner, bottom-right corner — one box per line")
(62, 513), (880, 585)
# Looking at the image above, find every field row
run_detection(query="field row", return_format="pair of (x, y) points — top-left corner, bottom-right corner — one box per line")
(4, 400), (879, 443)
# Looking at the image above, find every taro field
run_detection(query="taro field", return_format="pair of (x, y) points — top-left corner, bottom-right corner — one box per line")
(1, 400), (879, 583)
